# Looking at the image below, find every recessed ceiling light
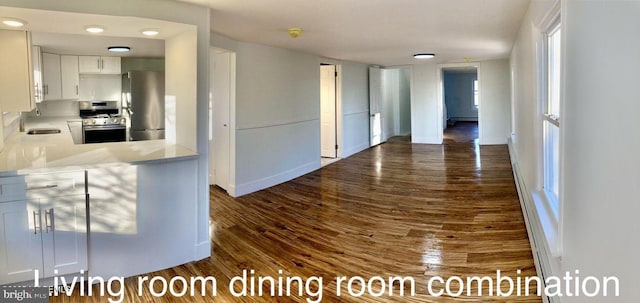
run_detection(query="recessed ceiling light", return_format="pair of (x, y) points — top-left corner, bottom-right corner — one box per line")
(85, 25), (105, 33)
(141, 29), (159, 36)
(108, 46), (130, 52)
(413, 53), (435, 59)
(2, 18), (27, 27)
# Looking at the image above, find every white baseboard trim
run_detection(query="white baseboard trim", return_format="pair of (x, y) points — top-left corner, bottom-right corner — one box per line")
(234, 161), (320, 197)
(449, 117), (478, 122)
(480, 137), (508, 145)
(227, 184), (237, 197)
(411, 136), (442, 144)
(342, 142), (369, 158)
(508, 139), (560, 303)
(194, 242), (211, 260)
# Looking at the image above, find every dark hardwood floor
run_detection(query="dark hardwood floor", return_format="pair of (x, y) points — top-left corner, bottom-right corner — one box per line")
(54, 124), (539, 302)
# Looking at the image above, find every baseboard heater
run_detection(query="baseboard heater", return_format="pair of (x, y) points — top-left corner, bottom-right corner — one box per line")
(508, 139), (559, 303)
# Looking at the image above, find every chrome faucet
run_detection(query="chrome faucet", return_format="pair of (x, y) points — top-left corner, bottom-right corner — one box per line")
(18, 105), (40, 132)
(19, 112), (25, 132)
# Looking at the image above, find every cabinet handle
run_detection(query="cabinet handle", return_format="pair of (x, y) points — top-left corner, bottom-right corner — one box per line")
(33, 211), (40, 234)
(101, 59), (104, 70)
(45, 209), (54, 233)
(98, 59), (100, 70)
(44, 84), (48, 95)
(27, 184), (58, 191)
(76, 85), (79, 95)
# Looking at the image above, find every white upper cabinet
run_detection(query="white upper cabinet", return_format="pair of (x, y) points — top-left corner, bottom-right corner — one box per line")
(42, 52), (63, 101)
(78, 56), (100, 73)
(60, 55), (80, 100)
(100, 56), (121, 74)
(78, 56), (121, 74)
(32, 46), (43, 103)
(0, 29), (35, 112)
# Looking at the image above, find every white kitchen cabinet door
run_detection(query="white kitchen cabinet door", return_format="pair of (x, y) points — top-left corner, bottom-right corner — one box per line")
(100, 57), (121, 74)
(60, 55), (79, 100)
(78, 56), (101, 74)
(32, 46), (43, 103)
(78, 56), (120, 74)
(42, 52), (62, 101)
(0, 29), (35, 112)
(0, 200), (44, 285)
(40, 194), (88, 278)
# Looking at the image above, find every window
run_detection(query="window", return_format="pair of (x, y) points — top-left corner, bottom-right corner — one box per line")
(473, 79), (479, 108)
(543, 22), (561, 217)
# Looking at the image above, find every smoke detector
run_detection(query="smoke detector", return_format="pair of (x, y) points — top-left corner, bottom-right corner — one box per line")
(288, 28), (303, 39)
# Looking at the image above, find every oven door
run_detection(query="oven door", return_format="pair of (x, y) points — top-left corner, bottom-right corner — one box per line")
(82, 125), (126, 144)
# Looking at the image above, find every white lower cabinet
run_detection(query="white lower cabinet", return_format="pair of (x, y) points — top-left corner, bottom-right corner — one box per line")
(0, 199), (43, 284)
(0, 172), (87, 285)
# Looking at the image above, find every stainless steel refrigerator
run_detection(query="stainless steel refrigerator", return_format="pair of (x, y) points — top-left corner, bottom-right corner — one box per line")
(122, 71), (165, 141)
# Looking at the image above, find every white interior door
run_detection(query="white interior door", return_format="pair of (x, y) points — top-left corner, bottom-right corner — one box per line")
(369, 67), (384, 146)
(211, 50), (231, 191)
(320, 65), (337, 158)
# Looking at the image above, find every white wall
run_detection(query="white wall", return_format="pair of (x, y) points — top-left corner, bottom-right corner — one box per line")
(509, 1), (560, 292)
(479, 59), (511, 145)
(339, 62), (370, 157)
(398, 68), (411, 135)
(443, 71), (478, 121)
(511, 1), (640, 302)
(210, 33), (371, 196)
(411, 63), (441, 143)
(382, 69), (398, 141)
(561, 1), (640, 301)
(234, 42), (319, 196)
(165, 28), (198, 150)
(412, 60), (510, 145)
(381, 68), (411, 140)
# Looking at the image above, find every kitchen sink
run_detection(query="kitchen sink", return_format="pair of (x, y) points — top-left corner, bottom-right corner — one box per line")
(27, 128), (61, 135)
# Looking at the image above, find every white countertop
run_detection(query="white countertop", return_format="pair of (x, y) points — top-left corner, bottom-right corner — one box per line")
(0, 116), (198, 175)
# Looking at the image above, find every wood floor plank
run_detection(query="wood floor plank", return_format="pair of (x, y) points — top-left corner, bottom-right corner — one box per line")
(52, 122), (540, 302)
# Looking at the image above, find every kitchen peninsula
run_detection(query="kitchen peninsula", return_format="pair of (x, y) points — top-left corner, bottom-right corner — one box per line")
(0, 0), (210, 288)
(0, 117), (197, 174)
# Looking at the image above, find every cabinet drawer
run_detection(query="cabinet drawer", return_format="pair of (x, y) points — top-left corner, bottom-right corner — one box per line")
(0, 178), (28, 202)
(25, 171), (86, 200)
(0, 171), (86, 202)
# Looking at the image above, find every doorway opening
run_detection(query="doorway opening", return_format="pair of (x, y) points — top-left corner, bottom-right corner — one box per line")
(440, 64), (479, 144)
(369, 66), (412, 146)
(320, 63), (342, 167)
(369, 66), (411, 146)
(209, 47), (236, 195)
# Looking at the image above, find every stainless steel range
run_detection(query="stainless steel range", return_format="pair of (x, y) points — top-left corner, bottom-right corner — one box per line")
(79, 101), (126, 144)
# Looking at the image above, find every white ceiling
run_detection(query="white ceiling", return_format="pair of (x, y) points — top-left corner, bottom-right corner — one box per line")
(182, 0), (530, 66)
(0, 6), (194, 57)
(31, 32), (165, 58)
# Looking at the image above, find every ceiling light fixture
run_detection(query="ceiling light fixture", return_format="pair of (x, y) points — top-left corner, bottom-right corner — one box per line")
(141, 29), (160, 36)
(2, 18), (27, 27)
(108, 46), (130, 52)
(85, 25), (105, 33)
(413, 53), (435, 59)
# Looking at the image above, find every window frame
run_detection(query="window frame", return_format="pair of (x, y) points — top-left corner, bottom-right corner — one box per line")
(532, 2), (563, 257)
(541, 19), (562, 213)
